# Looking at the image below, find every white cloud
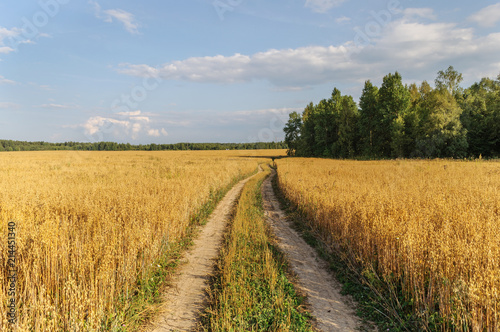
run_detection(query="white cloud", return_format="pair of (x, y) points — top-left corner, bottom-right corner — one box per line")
(305, 0), (346, 13)
(0, 46), (14, 54)
(38, 103), (79, 110)
(335, 16), (351, 24)
(469, 3), (500, 28)
(0, 27), (21, 54)
(116, 110), (141, 116)
(130, 116), (150, 122)
(104, 9), (140, 34)
(0, 26), (48, 55)
(0, 75), (17, 84)
(81, 110), (167, 141)
(402, 8), (437, 20)
(147, 129), (160, 137)
(117, 46), (356, 87)
(90, 1), (140, 34)
(117, 12), (500, 88)
(83, 116), (130, 136)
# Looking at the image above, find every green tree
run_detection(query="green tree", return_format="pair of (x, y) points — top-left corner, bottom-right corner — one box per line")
(377, 72), (411, 157)
(358, 80), (381, 157)
(284, 111), (302, 156)
(333, 93), (359, 158)
(460, 77), (500, 157)
(435, 65), (463, 100)
(414, 75), (468, 158)
(297, 102), (317, 157)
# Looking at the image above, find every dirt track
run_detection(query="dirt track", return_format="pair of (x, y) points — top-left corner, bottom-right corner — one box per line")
(262, 169), (363, 332)
(148, 166), (364, 332)
(147, 170), (259, 332)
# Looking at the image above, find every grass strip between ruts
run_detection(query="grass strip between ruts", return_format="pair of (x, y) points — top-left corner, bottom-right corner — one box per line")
(201, 164), (313, 331)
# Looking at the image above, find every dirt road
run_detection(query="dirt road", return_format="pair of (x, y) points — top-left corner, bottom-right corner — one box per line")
(262, 169), (363, 332)
(147, 170), (260, 332)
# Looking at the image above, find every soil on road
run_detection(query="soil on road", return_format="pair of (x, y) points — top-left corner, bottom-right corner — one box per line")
(262, 169), (365, 332)
(147, 170), (260, 332)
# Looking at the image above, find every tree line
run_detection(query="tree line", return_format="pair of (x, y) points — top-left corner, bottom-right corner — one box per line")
(284, 66), (500, 159)
(0, 140), (286, 152)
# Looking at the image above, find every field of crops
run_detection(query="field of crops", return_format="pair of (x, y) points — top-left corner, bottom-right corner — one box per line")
(0, 150), (283, 331)
(276, 158), (500, 331)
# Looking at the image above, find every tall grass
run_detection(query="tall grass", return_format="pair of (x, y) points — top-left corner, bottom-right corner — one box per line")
(276, 158), (500, 331)
(0, 150), (284, 331)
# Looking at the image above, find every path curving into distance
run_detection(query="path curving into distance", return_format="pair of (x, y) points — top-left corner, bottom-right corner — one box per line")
(147, 168), (262, 332)
(262, 169), (366, 332)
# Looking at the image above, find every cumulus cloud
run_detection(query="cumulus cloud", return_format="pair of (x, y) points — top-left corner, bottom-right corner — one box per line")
(82, 110), (167, 141)
(83, 116), (130, 136)
(469, 3), (500, 28)
(305, 0), (346, 13)
(147, 129), (160, 137)
(89, 1), (140, 34)
(116, 9), (500, 88)
(117, 46), (356, 87)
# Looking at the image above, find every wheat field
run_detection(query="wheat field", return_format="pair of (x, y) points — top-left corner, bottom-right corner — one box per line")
(0, 150), (283, 331)
(276, 158), (500, 331)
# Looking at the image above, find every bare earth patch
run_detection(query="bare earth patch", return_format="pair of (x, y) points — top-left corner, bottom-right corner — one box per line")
(262, 169), (364, 332)
(147, 171), (259, 332)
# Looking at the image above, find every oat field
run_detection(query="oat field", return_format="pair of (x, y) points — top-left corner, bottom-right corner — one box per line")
(276, 158), (500, 331)
(0, 150), (282, 331)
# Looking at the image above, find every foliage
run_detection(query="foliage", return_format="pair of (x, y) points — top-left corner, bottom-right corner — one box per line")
(0, 140), (287, 152)
(284, 67), (499, 159)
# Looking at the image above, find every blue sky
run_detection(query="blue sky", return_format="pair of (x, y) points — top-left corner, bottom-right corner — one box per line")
(1, 0), (500, 144)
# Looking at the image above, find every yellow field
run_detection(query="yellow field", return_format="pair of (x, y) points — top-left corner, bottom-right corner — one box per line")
(276, 158), (500, 331)
(0, 150), (284, 331)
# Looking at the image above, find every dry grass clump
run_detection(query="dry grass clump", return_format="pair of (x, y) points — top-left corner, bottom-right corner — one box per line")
(276, 158), (500, 331)
(0, 150), (283, 331)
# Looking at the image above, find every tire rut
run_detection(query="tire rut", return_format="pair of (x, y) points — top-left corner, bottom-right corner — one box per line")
(147, 169), (261, 332)
(262, 169), (363, 332)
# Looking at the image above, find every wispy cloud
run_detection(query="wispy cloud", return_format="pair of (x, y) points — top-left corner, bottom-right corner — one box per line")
(233, 107), (302, 117)
(28, 82), (55, 91)
(0, 75), (17, 84)
(335, 16), (351, 24)
(0, 27), (21, 54)
(89, 1), (140, 34)
(305, 0), (346, 13)
(403, 8), (437, 20)
(0, 102), (21, 109)
(469, 3), (500, 27)
(37, 103), (79, 110)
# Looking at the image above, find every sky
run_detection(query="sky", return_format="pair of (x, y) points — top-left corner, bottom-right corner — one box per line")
(1, 0), (500, 144)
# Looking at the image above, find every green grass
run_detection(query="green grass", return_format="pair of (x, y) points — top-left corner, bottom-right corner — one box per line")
(104, 167), (259, 332)
(201, 165), (313, 332)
